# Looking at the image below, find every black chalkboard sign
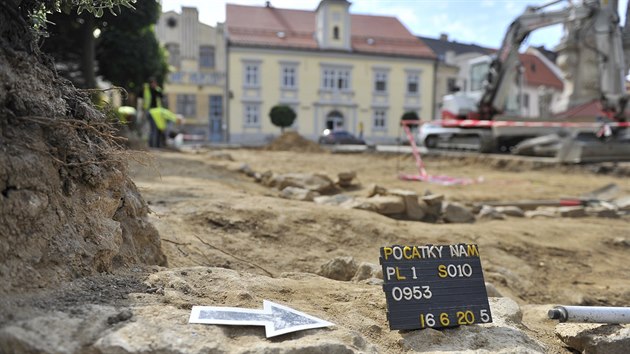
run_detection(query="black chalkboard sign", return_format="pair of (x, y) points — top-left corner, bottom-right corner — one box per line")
(380, 244), (492, 330)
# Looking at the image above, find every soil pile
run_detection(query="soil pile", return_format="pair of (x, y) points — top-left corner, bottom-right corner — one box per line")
(265, 131), (325, 153)
(0, 28), (165, 293)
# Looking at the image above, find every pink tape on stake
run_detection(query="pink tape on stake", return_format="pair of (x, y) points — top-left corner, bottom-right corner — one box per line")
(399, 121), (482, 186)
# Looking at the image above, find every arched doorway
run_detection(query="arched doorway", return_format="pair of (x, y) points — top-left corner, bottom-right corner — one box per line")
(326, 110), (344, 130)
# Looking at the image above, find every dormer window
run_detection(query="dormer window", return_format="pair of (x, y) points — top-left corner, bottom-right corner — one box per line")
(333, 26), (339, 40)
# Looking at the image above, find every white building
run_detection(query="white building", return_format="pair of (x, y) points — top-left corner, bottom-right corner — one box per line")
(464, 48), (564, 118)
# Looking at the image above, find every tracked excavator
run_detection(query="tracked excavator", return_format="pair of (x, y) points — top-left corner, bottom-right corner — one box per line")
(433, 0), (630, 162)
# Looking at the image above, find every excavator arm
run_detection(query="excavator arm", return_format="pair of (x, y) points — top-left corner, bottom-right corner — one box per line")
(592, 0), (628, 119)
(479, 0), (628, 120)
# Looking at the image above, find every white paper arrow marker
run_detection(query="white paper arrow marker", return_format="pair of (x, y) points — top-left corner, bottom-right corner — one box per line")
(189, 300), (334, 338)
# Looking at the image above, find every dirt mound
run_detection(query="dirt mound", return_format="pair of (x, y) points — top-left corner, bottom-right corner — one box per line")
(0, 35), (165, 293)
(265, 131), (326, 153)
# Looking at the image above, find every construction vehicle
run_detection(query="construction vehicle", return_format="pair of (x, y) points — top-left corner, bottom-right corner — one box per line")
(427, 0), (630, 162)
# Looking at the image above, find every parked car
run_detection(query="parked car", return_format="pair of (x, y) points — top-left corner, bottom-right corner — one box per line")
(318, 129), (366, 145)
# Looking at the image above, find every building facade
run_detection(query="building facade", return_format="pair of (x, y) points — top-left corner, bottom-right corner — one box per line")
(422, 34), (564, 119)
(156, 7), (227, 141)
(464, 49), (564, 118)
(419, 34), (492, 120)
(226, 0), (436, 145)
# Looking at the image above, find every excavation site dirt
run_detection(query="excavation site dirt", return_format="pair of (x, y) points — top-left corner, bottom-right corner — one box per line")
(2, 134), (630, 353)
(151, 148), (630, 294)
(124, 139), (630, 352)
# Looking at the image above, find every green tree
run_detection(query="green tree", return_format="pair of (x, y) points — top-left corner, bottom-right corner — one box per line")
(96, 23), (168, 95)
(40, 0), (167, 93)
(269, 105), (297, 133)
(401, 111), (420, 131)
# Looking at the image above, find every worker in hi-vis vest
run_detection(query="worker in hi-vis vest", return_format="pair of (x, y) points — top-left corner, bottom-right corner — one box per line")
(148, 107), (180, 148)
(143, 78), (164, 148)
(117, 106), (137, 124)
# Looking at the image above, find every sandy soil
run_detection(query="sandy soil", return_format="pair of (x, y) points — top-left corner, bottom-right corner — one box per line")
(125, 146), (630, 352)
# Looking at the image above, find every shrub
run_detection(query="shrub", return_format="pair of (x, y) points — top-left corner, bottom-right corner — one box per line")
(269, 105), (297, 133)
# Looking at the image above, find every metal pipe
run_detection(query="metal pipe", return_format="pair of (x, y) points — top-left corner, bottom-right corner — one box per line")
(548, 306), (630, 323)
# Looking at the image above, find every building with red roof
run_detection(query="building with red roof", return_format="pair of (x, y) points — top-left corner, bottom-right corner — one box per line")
(225, 0), (437, 145)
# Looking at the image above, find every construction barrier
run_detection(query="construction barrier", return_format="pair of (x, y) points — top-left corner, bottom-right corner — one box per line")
(437, 119), (630, 128)
(398, 116), (629, 184)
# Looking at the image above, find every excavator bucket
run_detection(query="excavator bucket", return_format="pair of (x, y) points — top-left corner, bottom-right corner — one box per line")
(555, 130), (630, 163)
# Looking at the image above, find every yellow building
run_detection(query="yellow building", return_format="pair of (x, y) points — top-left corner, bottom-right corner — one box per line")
(156, 7), (227, 141)
(226, 0), (436, 145)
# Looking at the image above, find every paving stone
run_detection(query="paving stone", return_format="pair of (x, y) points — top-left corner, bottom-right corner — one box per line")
(280, 187), (319, 201)
(495, 206), (526, 217)
(558, 206), (587, 218)
(442, 202), (475, 223)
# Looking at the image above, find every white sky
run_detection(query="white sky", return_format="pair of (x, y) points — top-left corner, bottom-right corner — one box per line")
(161, 0), (630, 50)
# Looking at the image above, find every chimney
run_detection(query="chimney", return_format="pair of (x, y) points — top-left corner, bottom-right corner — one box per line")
(265, 1), (271, 7)
(439, 33), (448, 41)
(444, 50), (455, 65)
(181, 7), (199, 60)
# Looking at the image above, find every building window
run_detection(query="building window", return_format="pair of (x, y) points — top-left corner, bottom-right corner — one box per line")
(322, 69), (334, 89)
(176, 94), (196, 117)
(523, 93), (530, 109)
(517, 93), (530, 110)
(282, 65), (297, 89)
(374, 71), (388, 93)
(407, 73), (419, 95)
(373, 109), (387, 130)
(333, 26), (339, 40)
(321, 67), (351, 91)
(199, 45), (215, 69)
(322, 68), (350, 91)
(470, 62), (489, 91)
(210, 95), (222, 119)
(165, 43), (180, 68)
(244, 104), (260, 126)
(447, 77), (457, 92)
(324, 70), (335, 89)
(337, 70), (349, 90)
(166, 17), (177, 28)
(244, 63), (260, 87)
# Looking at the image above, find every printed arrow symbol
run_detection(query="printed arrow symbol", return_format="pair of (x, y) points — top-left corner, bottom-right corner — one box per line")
(189, 300), (334, 337)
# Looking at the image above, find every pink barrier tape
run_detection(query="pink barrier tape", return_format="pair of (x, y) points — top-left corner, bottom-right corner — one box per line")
(399, 122), (481, 186)
(399, 173), (484, 186)
(437, 119), (630, 128)
(402, 123), (428, 178)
